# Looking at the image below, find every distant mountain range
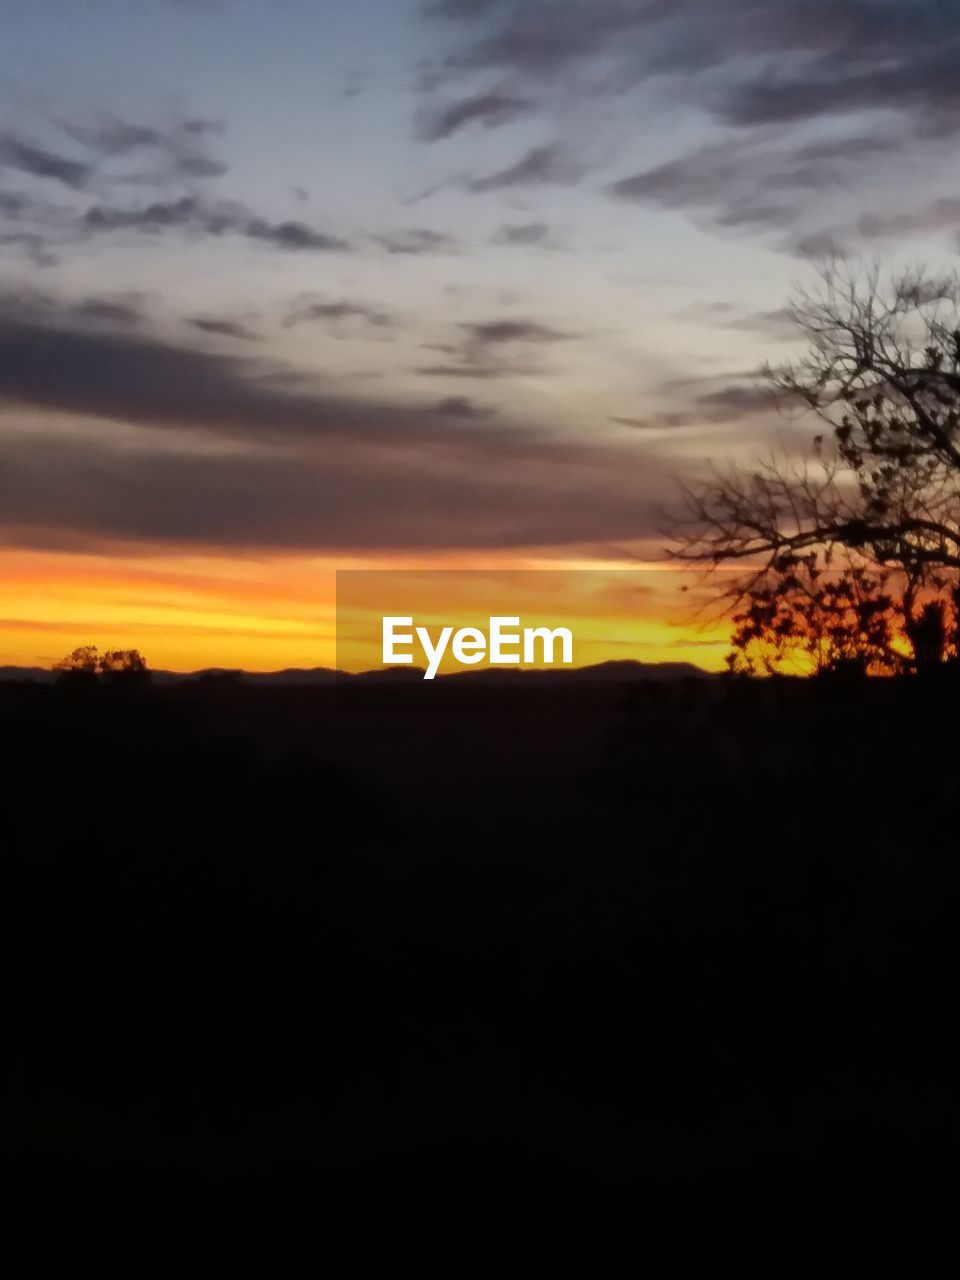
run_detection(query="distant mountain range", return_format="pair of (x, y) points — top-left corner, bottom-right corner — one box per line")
(0, 660), (713, 685)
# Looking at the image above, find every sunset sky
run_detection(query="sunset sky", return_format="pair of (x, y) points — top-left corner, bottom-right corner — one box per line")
(2, 0), (959, 670)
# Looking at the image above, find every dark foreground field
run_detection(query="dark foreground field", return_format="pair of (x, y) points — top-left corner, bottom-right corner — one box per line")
(2, 671), (959, 1265)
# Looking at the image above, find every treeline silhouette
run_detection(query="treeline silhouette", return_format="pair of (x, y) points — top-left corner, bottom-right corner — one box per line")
(2, 668), (959, 1265)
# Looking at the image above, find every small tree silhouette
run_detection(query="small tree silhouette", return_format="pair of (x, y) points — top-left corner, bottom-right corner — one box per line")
(54, 646), (150, 685)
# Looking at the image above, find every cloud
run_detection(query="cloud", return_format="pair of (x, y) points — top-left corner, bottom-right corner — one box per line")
(71, 297), (144, 326)
(425, 396), (495, 418)
(425, 1), (960, 243)
(82, 195), (350, 251)
(0, 301), (556, 452)
(610, 134), (897, 210)
(493, 221), (553, 246)
(694, 383), (780, 421)
(187, 316), (260, 341)
(418, 317), (576, 379)
(243, 217), (349, 251)
(608, 415), (688, 431)
(0, 303), (672, 553)
(282, 299), (393, 330)
(465, 143), (584, 191)
(0, 426), (668, 553)
(426, 0), (960, 136)
(69, 120), (167, 156)
(416, 362), (526, 380)
(374, 228), (457, 254)
(0, 314), (417, 445)
(0, 133), (92, 189)
(2, 115), (228, 192)
(774, 196), (960, 259)
(716, 53), (960, 130)
(608, 131), (904, 240)
(857, 197), (960, 240)
(462, 319), (573, 345)
(0, 287), (144, 329)
(63, 116), (225, 174)
(418, 90), (533, 139)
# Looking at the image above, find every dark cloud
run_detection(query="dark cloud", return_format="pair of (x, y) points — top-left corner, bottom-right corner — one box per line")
(418, 317), (575, 379)
(608, 414), (688, 431)
(416, 363), (521, 380)
(3, 115), (228, 193)
(0, 133), (92, 189)
(0, 305), (671, 553)
(717, 53), (960, 130)
(426, 0), (960, 244)
(0, 427), (665, 553)
(85, 122), (165, 154)
(608, 131), (904, 239)
(187, 316), (259, 341)
(64, 115), (224, 159)
(715, 307), (800, 342)
(426, 396), (495, 418)
(283, 299), (393, 329)
(465, 144), (584, 191)
(777, 196), (960, 258)
(695, 383), (779, 421)
(173, 153), (228, 179)
(0, 315), (430, 445)
(857, 197), (960, 240)
(493, 221), (553, 246)
(83, 195), (204, 232)
(0, 287), (143, 329)
(71, 297), (144, 326)
(374, 228), (457, 254)
(610, 134), (897, 210)
(418, 90), (533, 140)
(426, 0), (960, 134)
(82, 196), (350, 252)
(243, 217), (348, 252)
(789, 229), (849, 259)
(462, 319), (573, 345)
(0, 302), (571, 455)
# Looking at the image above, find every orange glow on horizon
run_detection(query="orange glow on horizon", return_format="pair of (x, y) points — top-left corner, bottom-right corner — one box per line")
(0, 547), (732, 673)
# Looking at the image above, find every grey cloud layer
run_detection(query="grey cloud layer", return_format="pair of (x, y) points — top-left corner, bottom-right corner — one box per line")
(0, 116), (351, 259)
(418, 317), (576, 378)
(607, 132), (907, 245)
(464, 144), (585, 191)
(418, 90), (534, 139)
(0, 117), (225, 192)
(84, 196), (351, 252)
(426, 0), (960, 131)
(0, 309), (667, 551)
(424, 0), (960, 248)
(0, 134), (92, 189)
(0, 430), (663, 552)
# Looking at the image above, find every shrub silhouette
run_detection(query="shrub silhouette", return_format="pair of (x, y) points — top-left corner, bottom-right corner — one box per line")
(54, 645), (150, 686)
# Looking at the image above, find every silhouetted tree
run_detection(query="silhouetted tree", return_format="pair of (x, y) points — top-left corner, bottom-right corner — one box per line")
(725, 559), (908, 676)
(674, 261), (960, 673)
(54, 645), (150, 685)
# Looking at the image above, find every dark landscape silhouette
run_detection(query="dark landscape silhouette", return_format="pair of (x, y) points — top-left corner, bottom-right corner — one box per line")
(3, 657), (960, 1265)
(4, 0), (960, 1260)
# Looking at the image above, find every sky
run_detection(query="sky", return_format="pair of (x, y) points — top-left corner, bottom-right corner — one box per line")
(1, 0), (959, 670)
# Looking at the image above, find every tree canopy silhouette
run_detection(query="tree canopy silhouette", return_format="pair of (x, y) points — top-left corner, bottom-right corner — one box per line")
(54, 645), (150, 684)
(674, 262), (960, 674)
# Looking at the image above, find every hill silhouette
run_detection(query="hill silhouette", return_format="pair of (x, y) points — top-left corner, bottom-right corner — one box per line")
(0, 657), (712, 685)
